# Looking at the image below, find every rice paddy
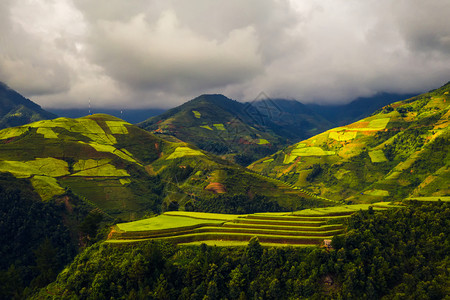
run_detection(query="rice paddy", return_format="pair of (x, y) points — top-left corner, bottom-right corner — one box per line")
(107, 204), (394, 246)
(213, 123), (226, 131)
(369, 150), (388, 163)
(192, 111), (201, 118)
(166, 146), (205, 159)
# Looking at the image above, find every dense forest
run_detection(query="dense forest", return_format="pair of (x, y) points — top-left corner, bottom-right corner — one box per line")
(0, 173), (105, 299)
(29, 201), (448, 299)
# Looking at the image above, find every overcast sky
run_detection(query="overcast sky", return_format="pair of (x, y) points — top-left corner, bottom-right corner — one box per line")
(1, 0), (450, 109)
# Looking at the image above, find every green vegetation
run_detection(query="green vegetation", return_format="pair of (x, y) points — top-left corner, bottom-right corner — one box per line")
(192, 110), (201, 118)
(199, 125), (212, 130)
(30, 175), (65, 201)
(258, 138), (269, 145)
(116, 214), (225, 232)
(0, 158), (69, 178)
(0, 173), (87, 298)
(0, 113), (330, 222)
(213, 123), (226, 131)
(250, 82), (450, 203)
(0, 82), (57, 129)
(329, 131), (357, 141)
(138, 94), (291, 165)
(32, 202), (448, 299)
(166, 146), (205, 159)
(108, 204), (389, 246)
(368, 149), (388, 163)
(71, 163), (129, 177)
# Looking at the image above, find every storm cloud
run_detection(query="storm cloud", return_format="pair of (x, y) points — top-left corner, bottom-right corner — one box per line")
(1, 0), (450, 108)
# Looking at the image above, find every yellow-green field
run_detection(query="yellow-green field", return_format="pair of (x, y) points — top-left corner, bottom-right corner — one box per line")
(166, 146), (205, 159)
(213, 123), (226, 131)
(192, 111), (201, 118)
(405, 196), (450, 202)
(107, 204), (396, 246)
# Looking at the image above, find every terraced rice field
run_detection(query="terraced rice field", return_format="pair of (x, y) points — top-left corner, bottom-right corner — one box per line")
(107, 204), (393, 246)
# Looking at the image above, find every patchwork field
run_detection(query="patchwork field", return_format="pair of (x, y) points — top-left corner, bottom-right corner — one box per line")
(107, 203), (395, 246)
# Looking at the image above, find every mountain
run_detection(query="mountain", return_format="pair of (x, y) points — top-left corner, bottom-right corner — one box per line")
(249, 82), (450, 202)
(48, 107), (166, 124)
(0, 82), (56, 129)
(0, 114), (331, 221)
(306, 92), (417, 126)
(247, 98), (333, 140)
(139, 94), (331, 165)
(0, 113), (335, 294)
(139, 94), (284, 165)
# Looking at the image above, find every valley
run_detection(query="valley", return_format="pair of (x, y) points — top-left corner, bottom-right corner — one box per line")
(0, 81), (447, 299)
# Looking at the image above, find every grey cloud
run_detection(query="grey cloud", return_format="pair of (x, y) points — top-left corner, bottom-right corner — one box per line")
(86, 11), (263, 95)
(1, 0), (450, 109)
(0, 0), (74, 96)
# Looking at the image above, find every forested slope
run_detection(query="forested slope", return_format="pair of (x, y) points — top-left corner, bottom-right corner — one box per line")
(32, 201), (449, 299)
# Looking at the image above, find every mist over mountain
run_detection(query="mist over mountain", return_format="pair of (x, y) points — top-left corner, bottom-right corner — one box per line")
(306, 92), (418, 126)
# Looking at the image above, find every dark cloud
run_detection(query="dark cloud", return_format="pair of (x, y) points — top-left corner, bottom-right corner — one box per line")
(0, 0), (450, 108)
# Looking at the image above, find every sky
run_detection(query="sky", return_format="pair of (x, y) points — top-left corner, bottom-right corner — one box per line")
(1, 0), (450, 109)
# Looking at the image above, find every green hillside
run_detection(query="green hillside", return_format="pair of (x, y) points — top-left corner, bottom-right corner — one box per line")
(0, 82), (56, 129)
(107, 203), (394, 246)
(139, 94), (331, 165)
(31, 202), (449, 299)
(249, 82), (450, 202)
(0, 114), (332, 221)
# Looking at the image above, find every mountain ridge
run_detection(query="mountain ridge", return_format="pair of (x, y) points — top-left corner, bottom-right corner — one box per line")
(249, 82), (450, 202)
(0, 82), (57, 129)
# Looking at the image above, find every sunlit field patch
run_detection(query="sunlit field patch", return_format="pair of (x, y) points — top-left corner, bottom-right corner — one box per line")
(31, 175), (65, 201)
(0, 127), (28, 140)
(105, 121), (129, 134)
(329, 131), (357, 141)
(192, 111), (201, 118)
(166, 146), (205, 159)
(369, 150), (388, 163)
(213, 123), (226, 131)
(0, 158), (69, 178)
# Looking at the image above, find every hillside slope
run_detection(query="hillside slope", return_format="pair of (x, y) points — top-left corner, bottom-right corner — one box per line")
(249, 98), (333, 140)
(0, 114), (331, 221)
(0, 82), (56, 129)
(139, 94), (331, 165)
(306, 92), (416, 126)
(249, 82), (450, 202)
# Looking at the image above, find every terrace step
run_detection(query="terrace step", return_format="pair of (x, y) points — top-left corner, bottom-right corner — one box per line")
(113, 226), (345, 240)
(156, 232), (335, 245)
(244, 215), (349, 222)
(222, 223), (344, 232)
(235, 219), (326, 227)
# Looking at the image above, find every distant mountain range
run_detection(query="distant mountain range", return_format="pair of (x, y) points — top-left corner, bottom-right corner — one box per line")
(0, 81), (419, 168)
(138, 93), (415, 165)
(0, 82), (56, 129)
(138, 94), (335, 165)
(249, 82), (450, 202)
(305, 92), (417, 126)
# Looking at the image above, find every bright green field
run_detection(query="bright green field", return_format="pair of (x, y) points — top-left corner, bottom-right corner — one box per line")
(108, 204), (396, 246)
(406, 196), (450, 202)
(164, 211), (244, 221)
(166, 146), (205, 159)
(116, 214), (225, 232)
